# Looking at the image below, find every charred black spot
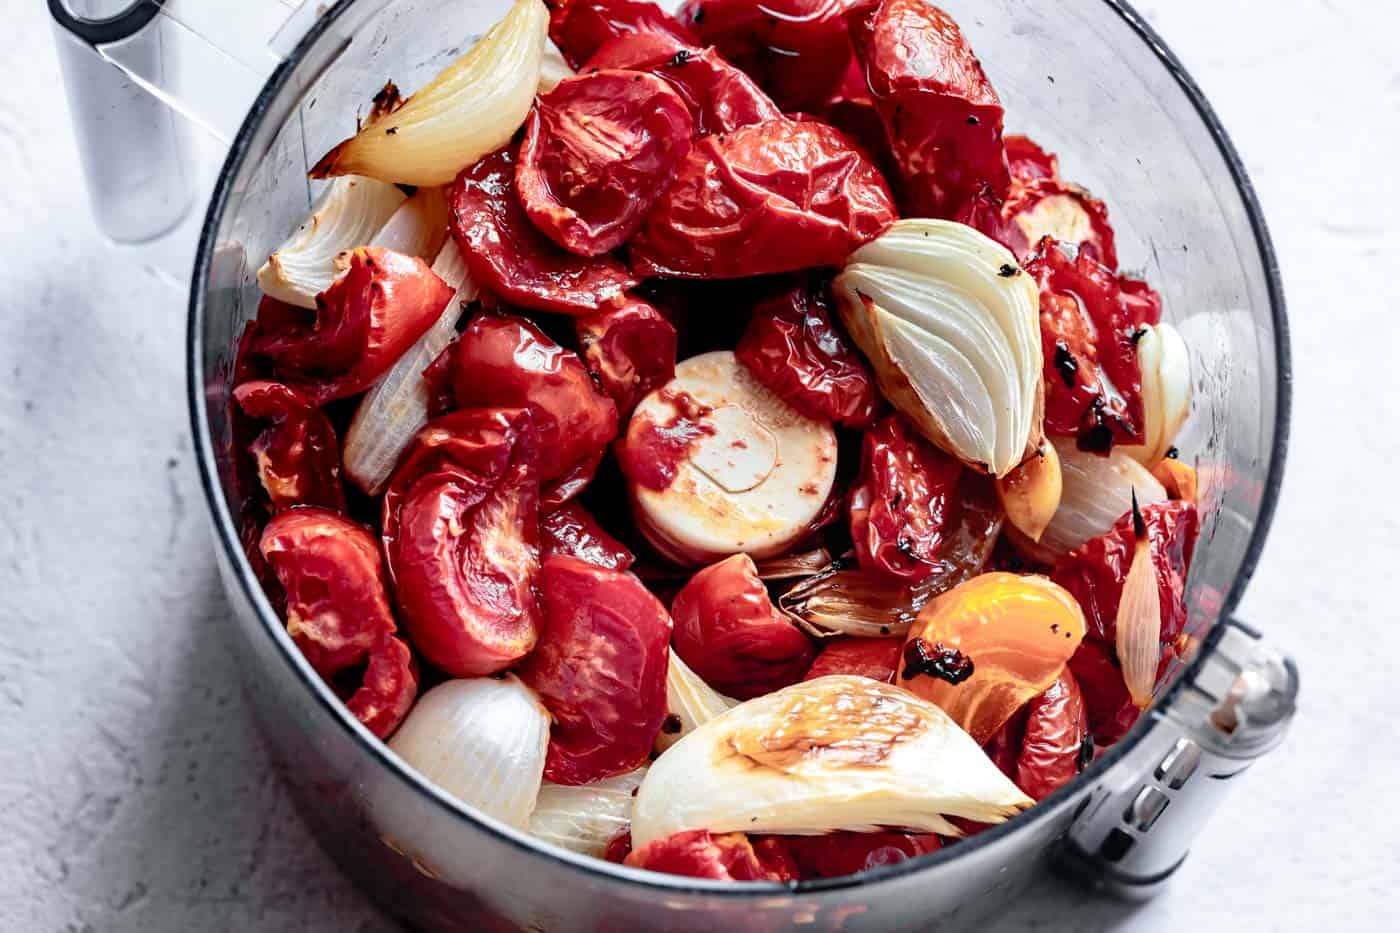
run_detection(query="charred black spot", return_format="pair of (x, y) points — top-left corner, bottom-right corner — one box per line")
(385, 126), (398, 135)
(901, 640), (975, 684)
(1077, 734), (1095, 771)
(966, 114), (980, 125)
(661, 714), (682, 735)
(1053, 341), (1079, 388)
(998, 263), (1020, 278)
(1130, 326), (1149, 345)
(1165, 446), (1180, 460)
(692, 6), (705, 22)
(667, 49), (692, 68)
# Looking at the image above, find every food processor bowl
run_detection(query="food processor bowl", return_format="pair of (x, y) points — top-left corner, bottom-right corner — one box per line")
(112, 0), (1296, 927)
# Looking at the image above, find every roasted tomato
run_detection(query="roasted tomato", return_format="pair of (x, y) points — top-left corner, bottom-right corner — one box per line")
(1051, 499), (1199, 646)
(518, 555), (673, 784)
(735, 280), (879, 427)
(549, 0), (698, 69)
(449, 312), (619, 496)
(448, 148), (638, 315)
(541, 502), (636, 570)
(232, 380), (346, 512)
(584, 31), (782, 136)
(574, 297), (678, 416)
(342, 634), (419, 739)
(986, 668), (1089, 801)
(630, 119), (896, 279)
(517, 70), (695, 256)
(246, 247), (454, 404)
(803, 637), (902, 684)
(670, 553), (815, 699)
(1067, 638), (1172, 745)
(678, 0), (864, 113)
(1026, 238), (1157, 451)
(259, 507), (405, 725)
(624, 830), (791, 881)
(849, 414), (966, 582)
(770, 832), (942, 879)
(385, 408), (543, 676)
(899, 572), (1085, 744)
(1005, 133), (1058, 184)
(849, 0), (1011, 218)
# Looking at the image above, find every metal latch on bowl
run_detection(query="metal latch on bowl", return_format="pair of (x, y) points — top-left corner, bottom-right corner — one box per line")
(1061, 619), (1298, 898)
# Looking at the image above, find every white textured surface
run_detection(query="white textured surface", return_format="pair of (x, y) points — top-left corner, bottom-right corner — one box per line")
(2, 1), (1397, 930)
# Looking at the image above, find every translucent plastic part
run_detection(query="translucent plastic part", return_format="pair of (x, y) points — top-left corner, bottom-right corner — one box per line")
(183, 0), (1289, 930)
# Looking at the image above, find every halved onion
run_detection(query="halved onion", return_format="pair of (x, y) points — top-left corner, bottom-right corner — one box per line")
(387, 675), (548, 829)
(310, 0), (548, 186)
(538, 39), (574, 93)
(1123, 321), (1191, 467)
(1011, 439), (1167, 564)
(631, 675), (1032, 846)
(256, 175), (406, 308)
(1116, 496), (1162, 707)
(367, 185), (451, 259)
(342, 240), (476, 494)
(657, 650), (737, 753)
(835, 219), (1044, 477)
(528, 768), (647, 856)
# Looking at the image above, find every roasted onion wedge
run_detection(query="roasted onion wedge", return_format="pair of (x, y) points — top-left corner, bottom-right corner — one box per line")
(631, 676), (1032, 847)
(835, 219), (1044, 477)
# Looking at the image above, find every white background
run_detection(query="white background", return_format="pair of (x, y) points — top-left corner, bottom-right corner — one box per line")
(2, 0), (1397, 930)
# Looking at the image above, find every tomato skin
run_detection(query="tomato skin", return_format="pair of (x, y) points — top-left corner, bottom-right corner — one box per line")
(678, 0), (865, 113)
(384, 408), (543, 677)
(1051, 499), (1199, 645)
(260, 507), (397, 680)
(448, 149), (638, 316)
(541, 502), (636, 570)
(803, 637), (902, 684)
(343, 633), (419, 739)
(1005, 134), (1058, 183)
(232, 380), (346, 513)
(518, 555), (672, 784)
(849, 415), (966, 582)
(549, 0), (697, 69)
(1013, 668), (1089, 801)
(574, 297), (677, 417)
(735, 280), (879, 428)
(671, 554), (816, 699)
(448, 312), (619, 494)
(517, 71), (695, 256)
(247, 248), (454, 404)
(849, 0), (1011, 218)
(630, 119), (896, 279)
(584, 32), (782, 136)
(624, 830), (792, 881)
(1026, 239), (1157, 450)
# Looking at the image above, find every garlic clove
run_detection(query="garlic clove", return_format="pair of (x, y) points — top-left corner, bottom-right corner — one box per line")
(1124, 321), (1191, 467)
(996, 442), (1062, 542)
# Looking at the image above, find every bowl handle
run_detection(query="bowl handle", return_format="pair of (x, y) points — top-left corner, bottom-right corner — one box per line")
(48, 0), (378, 244)
(1059, 619), (1298, 898)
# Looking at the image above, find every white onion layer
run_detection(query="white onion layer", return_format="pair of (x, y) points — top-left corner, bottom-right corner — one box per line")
(1124, 322), (1192, 466)
(256, 175), (406, 308)
(528, 768), (647, 856)
(656, 650), (736, 753)
(387, 675), (548, 830)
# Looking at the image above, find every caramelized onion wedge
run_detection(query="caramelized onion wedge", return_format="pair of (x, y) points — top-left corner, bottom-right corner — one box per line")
(343, 241), (476, 494)
(1116, 496), (1162, 708)
(656, 650), (736, 753)
(996, 442), (1062, 542)
(311, 0), (548, 186)
(529, 768), (647, 856)
(388, 676), (549, 829)
(1124, 322), (1191, 467)
(835, 220), (1043, 477)
(257, 176), (406, 308)
(632, 676), (1031, 847)
(1011, 439), (1168, 564)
